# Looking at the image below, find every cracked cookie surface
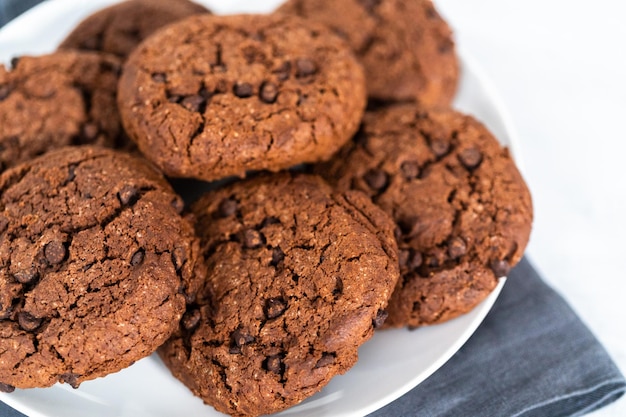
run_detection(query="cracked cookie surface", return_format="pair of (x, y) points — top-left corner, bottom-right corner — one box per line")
(118, 14), (366, 182)
(0, 51), (125, 172)
(315, 104), (533, 328)
(58, 0), (210, 60)
(0, 146), (204, 389)
(277, 0), (459, 105)
(159, 173), (399, 417)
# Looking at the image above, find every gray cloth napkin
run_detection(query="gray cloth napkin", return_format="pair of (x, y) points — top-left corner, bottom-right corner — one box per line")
(1, 2), (625, 417)
(369, 257), (626, 417)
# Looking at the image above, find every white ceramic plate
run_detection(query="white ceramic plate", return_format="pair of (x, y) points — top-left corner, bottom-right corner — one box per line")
(0, 1), (520, 416)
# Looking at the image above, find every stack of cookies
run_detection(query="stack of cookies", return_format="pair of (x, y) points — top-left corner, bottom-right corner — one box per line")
(0, 1), (533, 416)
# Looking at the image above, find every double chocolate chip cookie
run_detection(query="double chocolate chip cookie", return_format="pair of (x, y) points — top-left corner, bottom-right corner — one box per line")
(0, 146), (204, 390)
(0, 51), (123, 172)
(118, 14), (366, 182)
(159, 173), (399, 416)
(58, 0), (210, 60)
(278, 0), (459, 106)
(316, 104), (533, 328)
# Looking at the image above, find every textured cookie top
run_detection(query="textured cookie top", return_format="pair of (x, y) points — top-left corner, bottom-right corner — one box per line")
(277, 0), (459, 105)
(0, 51), (124, 172)
(58, 0), (210, 60)
(159, 173), (398, 416)
(316, 104), (533, 327)
(118, 13), (366, 181)
(0, 146), (204, 390)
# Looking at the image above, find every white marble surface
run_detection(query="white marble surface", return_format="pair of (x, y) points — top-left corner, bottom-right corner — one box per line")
(435, 0), (626, 415)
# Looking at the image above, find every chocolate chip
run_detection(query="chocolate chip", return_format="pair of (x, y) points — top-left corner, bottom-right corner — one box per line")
(14, 270), (37, 285)
(81, 37), (98, 50)
(259, 82), (278, 103)
(458, 147), (483, 169)
(314, 352), (336, 368)
(66, 164), (77, 182)
(0, 383), (15, 393)
(117, 185), (138, 206)
(0, 85), (11, 101)
(171, 197), (185, 214)
(243, 229), (265, 249)
(400, 161), (420, 180)
(438, 40), (454, 54)
(373, 309), (388, 328)
(425, 5), (439, 19)
(168, 94), (181, 103)
(182, 309), (201, 331)
(364, 169), (388, 191)
(333, 277), (343, 298)
(130, 249), (145, 266)
(447, 237), (467, 259)
(10, 56), (20, 69)
(264, 354), (284, 374)
(397, 216), (419, 237)
(151, 73), (166, 83)
(217, 198), (238, 218)
(490, 259), (510, 277)
(264, 297), (287, 319)
(273, 61), (291, 81)
(172, 247), (186, 271)
(18, 312), (43, 331)
(230, 329), (255, 353)
(59, 373), (80, 389)
(270, 247), (285, 267)
(430, 138), (450, 157)
(44, 240), (67, 265)
(295, 58), (317, 77)
(100, 60), (121, 76)
(180, 95), (206, 112)
(233, 82), (254, 98)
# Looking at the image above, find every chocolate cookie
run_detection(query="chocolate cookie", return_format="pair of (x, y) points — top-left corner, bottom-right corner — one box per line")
(0, 146), (204, 390)
(277, 0), (459, 106)
(315, 104), (533, 328)
(118, 14), (366, 182)
(0, 51), (124, 172)
(58, 0), (210, 60)
(159, 173), (399, 416)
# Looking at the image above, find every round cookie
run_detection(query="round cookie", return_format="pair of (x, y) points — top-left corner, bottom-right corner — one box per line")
(0, 51), (124, 172)
(0, 146), (204, 390)
(277, 0), (459, 106)
(58, 0), (210, 60)
(315, 104), (533, 328)
(159, 173), (399, 416)
(118, 14), (366, 182)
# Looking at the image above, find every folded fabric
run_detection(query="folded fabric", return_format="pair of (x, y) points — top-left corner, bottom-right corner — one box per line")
(369, 257), (626, 417)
